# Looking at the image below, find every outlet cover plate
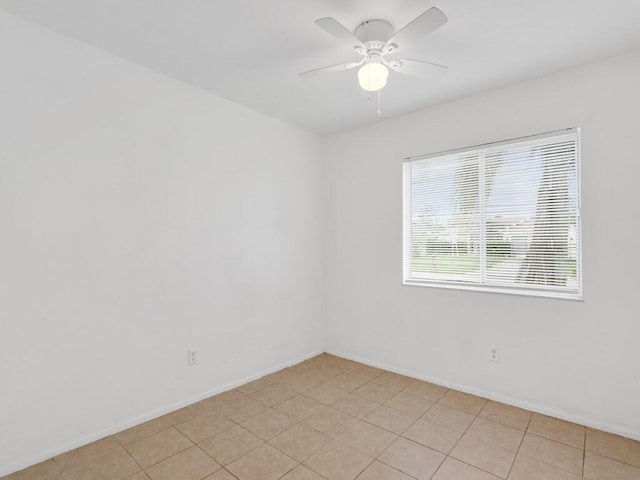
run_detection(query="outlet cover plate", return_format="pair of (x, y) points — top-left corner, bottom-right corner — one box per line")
(188, 348), (198, 366)
(489, 346), (500, 363)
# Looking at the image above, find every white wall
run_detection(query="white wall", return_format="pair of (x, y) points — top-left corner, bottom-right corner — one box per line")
(325, 50), (640, 440)
(0, 12), (325, 474)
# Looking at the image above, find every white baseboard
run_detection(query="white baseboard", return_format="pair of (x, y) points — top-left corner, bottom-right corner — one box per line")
(2, 349), (323, 477)
(326, 348), (640, 442)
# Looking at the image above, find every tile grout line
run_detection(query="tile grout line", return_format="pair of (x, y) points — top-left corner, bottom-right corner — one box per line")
(516, 431), (588, 477)
(121, 399), (235, 476)
(427, 397), (485, 479)
(504, 411), (534, 479)
(114, 434), (147, 476)
(582, 427), (588, 478)
(276, 364), (383, 479)
(198, 423), (264, 474)
(209, 369), (337, 480)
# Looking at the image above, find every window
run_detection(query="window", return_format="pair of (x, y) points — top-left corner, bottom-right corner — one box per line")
(403, 129), (582, 299)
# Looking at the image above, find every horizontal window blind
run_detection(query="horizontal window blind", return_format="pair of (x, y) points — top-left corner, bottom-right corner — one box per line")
(403, 129), (581, 299)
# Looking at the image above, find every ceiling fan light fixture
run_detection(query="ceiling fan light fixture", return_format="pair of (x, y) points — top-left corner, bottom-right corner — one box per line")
(358, 60), (389, 92)
(300, 8), (449, 97)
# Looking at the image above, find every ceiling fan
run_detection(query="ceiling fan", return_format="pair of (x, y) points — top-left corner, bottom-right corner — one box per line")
(299, 7), (448, 92)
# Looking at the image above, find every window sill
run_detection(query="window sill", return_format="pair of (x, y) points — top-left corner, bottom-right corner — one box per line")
(402, 278), (583, 301)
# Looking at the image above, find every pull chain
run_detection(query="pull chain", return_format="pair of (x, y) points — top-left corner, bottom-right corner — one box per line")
(376, 89), (382, 116)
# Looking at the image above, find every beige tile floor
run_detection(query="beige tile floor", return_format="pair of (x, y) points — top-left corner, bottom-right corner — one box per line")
(5, 354), (640, 480)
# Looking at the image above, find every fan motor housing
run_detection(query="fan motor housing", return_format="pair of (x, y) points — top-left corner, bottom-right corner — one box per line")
(355, 19), (393, 46)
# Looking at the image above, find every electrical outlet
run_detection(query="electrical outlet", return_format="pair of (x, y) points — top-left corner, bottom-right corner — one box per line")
(489, 346), (500, 363)
(188, 348), (198, 366)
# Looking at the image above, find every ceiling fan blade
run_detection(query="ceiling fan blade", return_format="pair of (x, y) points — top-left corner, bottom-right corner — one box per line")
(386, 59), (447, 78)
(384, 7), (448, 52)
(298, 61), (361, 79)
(315, 17), (366, 53)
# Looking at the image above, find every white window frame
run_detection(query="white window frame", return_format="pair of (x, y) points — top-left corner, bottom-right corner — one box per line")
(402, 128), (582, 300)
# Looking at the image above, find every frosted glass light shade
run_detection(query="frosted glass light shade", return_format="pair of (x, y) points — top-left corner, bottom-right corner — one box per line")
(358, 62), (389, 91)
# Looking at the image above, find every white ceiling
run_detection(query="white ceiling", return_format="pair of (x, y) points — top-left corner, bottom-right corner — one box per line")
(2, 0), (640, 134)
